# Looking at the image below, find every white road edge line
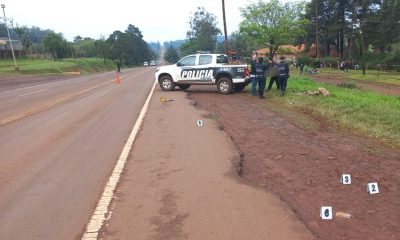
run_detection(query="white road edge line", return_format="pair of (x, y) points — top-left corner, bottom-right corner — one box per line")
(17, 88), (49, 97)
(82, 80), (157, 240)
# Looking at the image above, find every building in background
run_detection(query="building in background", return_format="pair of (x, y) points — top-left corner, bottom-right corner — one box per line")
(0, 37), (23, 58)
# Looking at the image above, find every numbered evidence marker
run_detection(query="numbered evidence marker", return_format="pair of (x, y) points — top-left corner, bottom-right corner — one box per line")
(340, 174), (352, 185)
(320, 206), (333, 220)
(197, 120), (203, 127)
(367, 182), (380, 194)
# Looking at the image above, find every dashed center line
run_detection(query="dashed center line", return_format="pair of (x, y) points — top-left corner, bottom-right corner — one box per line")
(0, 80), (113, 127)
(17, 89), (49, 97)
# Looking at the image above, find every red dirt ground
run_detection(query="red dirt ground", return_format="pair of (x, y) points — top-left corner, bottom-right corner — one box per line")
(187, 86), (400, 240)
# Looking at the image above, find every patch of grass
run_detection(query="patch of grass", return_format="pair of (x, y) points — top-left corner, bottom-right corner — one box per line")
(0, 58), (116, 75)
(264, 76), (400, 147)
(337, 81), (357, 89)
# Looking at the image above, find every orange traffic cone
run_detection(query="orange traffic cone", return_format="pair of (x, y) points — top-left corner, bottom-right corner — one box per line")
(115, 72), (121, 85)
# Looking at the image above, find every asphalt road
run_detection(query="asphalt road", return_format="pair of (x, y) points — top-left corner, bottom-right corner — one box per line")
(0, 67), (155, 240)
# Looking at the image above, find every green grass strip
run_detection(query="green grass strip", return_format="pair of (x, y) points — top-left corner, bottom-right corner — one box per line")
(266, 76), (400, 147)
(0, 58), (116, 75)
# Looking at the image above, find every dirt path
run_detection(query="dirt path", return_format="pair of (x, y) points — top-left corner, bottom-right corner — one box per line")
(309, 74), (400, 96)
(188, 86), (400, 240)
(100, 87), (313, 240)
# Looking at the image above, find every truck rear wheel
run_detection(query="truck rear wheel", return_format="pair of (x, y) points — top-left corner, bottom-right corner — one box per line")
(159, 75), (175, 91)
(217, 77), (233, 94)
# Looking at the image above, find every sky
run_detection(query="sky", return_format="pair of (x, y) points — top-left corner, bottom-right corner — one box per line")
(1, 0), (292, 43)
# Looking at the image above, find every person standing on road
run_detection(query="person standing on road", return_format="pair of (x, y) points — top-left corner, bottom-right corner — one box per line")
(249, 51), (258, 96)
(266, 58), (280, 92)
(255, 57), (268, 99)
(277, 56), (289, 96)
(117, 62), (121, 73)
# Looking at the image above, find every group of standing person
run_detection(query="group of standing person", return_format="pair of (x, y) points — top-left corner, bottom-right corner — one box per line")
(249, 51), (289, 99)
(339, 60), (352, 72)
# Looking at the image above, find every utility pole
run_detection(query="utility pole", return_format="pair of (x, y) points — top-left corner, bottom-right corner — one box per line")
(360, 19), (366, 75)
(315, 0), (319, 58)
(1, 4), (18, 71)
(221, 0), (228, 54)
(349, 0), (357, 61)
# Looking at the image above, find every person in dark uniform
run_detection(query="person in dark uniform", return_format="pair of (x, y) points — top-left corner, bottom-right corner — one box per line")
(117, 62), (121, 73)
(277, 56), (289, 96)
(299, 63), (305, 75)
(254, 57), (268, 99)
(249, 51), (258, 96)
(266, 58), (280, 92)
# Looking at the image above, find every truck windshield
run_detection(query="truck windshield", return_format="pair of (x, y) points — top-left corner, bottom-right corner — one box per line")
(178, 56), (196, 66)
(216, 55), (229, 64)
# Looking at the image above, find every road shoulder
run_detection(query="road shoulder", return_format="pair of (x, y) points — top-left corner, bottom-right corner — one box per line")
(101, 87), (314, 240)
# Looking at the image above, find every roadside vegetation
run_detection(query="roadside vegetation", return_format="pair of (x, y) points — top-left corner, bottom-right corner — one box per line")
(317, 68), (400, 86)
(258, 76), (400, 148)
(0, 58), (115, 75)
(1, 23), (158, 68)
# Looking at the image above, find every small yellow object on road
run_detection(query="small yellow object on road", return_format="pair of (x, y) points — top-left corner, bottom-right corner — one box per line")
(335, 212), (351, 219)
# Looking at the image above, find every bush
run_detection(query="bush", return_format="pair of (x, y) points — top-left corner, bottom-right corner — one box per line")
(365, 51), (400, 70)
(337, 81), (357, 89)
(297, 56), (339, 68)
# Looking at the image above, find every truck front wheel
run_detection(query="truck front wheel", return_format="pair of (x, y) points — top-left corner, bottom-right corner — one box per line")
(217, 77), (233, 94)
(159, 76), (175, 91)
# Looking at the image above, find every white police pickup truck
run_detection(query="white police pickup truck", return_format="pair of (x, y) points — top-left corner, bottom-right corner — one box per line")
(155, 53), (250, 94)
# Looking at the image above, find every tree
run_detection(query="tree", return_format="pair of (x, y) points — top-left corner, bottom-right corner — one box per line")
(74, 35), (83, 44)
(164, 46), (180, 63)
(240, 0), (309, 59)
(74, 37), (97, 57)
(302, 0), (390, 58)
(183, 7), (221, 54)
(95, 36), (111, 64)
(303, 0), (344, 57)
(107, 30), (125, 64)
(42, 31), (69, 59)
(106, 25), (153, 66)
(0, 23), (7, 37)
(230, 32), (251, 56)
(179, 39), (198, 56)
(10, 21), (33, 54)
(29, 26), (52, 44)
(375, 0), (400, 52)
